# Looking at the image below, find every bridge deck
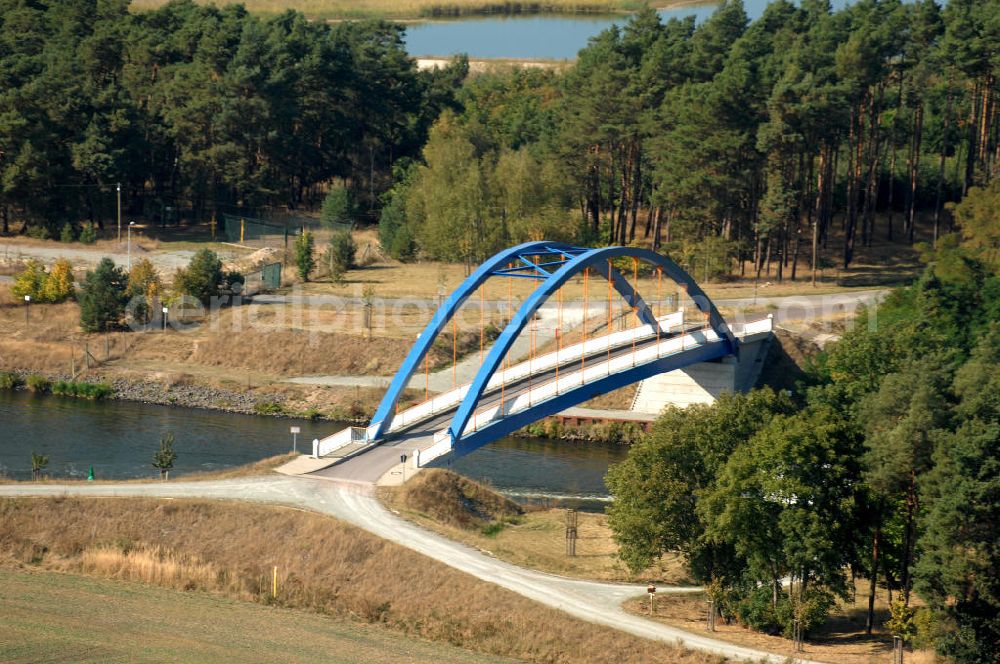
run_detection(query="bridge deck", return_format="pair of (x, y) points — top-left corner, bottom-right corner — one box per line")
(310, 324), (719, 483)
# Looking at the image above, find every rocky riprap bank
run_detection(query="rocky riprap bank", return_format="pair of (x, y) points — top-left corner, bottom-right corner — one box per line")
(111, 378), (271, 414)
(3, 369), (285, 417)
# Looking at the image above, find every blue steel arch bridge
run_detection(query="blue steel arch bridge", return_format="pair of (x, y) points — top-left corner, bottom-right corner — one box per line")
(310, 241), (766, 484)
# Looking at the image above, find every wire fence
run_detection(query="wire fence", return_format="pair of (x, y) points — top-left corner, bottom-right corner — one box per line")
(220, 213), (351, 249)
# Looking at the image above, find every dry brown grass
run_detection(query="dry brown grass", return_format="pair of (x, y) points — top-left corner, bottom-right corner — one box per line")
(0, 454), (296, 486)
(382, 470), (689, 583)
(0, 496), (719, 664)
(622, 582), (939, 664)
(0, 281), (460, 385)
(385, 469), (523, 530)
(81, 544), (221, 589)
(181, 452), (300, 480)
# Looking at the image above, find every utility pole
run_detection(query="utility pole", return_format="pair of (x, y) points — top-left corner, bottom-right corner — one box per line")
(116, 182), (122, 244)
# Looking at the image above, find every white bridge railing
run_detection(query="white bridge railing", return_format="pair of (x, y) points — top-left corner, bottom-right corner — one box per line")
(315, 426), (368, 458)
(734, 315), (773, 338)
(463, 328), (723, 434)
(411, 327), (725, 466)
(383, 310), (685, 435)
(413, 430), (453, 468)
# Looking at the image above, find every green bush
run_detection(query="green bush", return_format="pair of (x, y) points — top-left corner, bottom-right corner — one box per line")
(254, 401), (284, 415)
(51, 380), (112, 400)
(294, 230), (316, 282)
(60, 223), (75, 243)
(25, 374), (51, 393)
(735, 586), (781, 634)
(26, 225), (51, 240)
(78, 258), (128, 332)
(301, 407), (323, 421)
(0, 372), (22, 390)
(173, 249), (223, 305)
(775, 588), (835, 639)
(480, 521), (507, 537)
(321, 185), (354, 228)
(79, 223), (97, 244)
(328, 231), (356, 273)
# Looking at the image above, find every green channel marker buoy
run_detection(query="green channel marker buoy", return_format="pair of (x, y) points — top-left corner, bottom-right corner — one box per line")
(88, 466), (94, 481)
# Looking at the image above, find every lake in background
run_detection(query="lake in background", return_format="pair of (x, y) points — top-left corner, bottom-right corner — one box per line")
(403, 0), (856, 60)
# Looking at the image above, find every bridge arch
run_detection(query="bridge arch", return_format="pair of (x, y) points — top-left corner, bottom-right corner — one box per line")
(369, 241), (579, 439)
(446, 245), (738, 446)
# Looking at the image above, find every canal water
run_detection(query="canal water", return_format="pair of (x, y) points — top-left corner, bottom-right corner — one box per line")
(403, 0), (858, 60)
(0, 391), (625, 510)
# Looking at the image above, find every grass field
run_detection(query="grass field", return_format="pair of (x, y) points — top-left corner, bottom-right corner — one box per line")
(0, 495), (719, 664)
(381, 469), (690, 583)
(0, 569), (511, 664)
(128, 0), (651, 20)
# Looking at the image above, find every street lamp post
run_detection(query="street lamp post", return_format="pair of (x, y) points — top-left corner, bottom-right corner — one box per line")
(127, 221), (136, 271)
(116, 182), (122, 244)
(24, 294), (30, 325)
(290, 426), (301, 453)
(161, 306), (168, 332)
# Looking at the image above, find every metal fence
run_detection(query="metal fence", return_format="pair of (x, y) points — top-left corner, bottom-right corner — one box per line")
(220, 213), (351, 248)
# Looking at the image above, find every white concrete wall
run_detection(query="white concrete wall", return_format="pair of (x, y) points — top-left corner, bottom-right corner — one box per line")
(629, 333), (771, 414)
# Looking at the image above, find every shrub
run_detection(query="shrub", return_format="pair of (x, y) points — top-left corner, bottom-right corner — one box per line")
(127, 258), (163, 324)
(294, 230), (316, 282)
(254, 401), (284, 415)
(78, 258), (128, 332)
(30, 452), (49, 480)
(735, 585), (780, 634)
(301, 407), (323, 421)
(321, 185), (354, 228)
(42, 258), (75, 303)
(328, 231), (356, 273)
(25, 374), (51, 393)
(11, 260), (47, 302)
(222, 269), (244, 293)
(0, 372), (22, 390)
(60, 223), (75, 243)
(79, 223), (97, 244)
(776, 588), (836, 639)
(173, 249), (223, 305)
(12, 258), (74, 303)
(51, 380), (112, 400)
(480, 522), (507, 537)
(152, 433), (177, 479)
(26, 225), (51, 240)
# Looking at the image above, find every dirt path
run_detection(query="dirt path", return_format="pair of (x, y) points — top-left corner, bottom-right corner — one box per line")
(0, 475), (824, 664)
(0, 240), (239, 272)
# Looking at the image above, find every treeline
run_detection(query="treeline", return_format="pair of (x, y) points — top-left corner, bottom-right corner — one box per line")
(0, 0), (466, 234)
(381, 0), (998, 278)
(606, 218), (1000, 660)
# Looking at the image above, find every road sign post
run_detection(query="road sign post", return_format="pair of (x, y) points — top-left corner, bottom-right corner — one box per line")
(647, 584), (656, 615)
(400, 454), (408, 483)
(290, 426), (301, 453)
